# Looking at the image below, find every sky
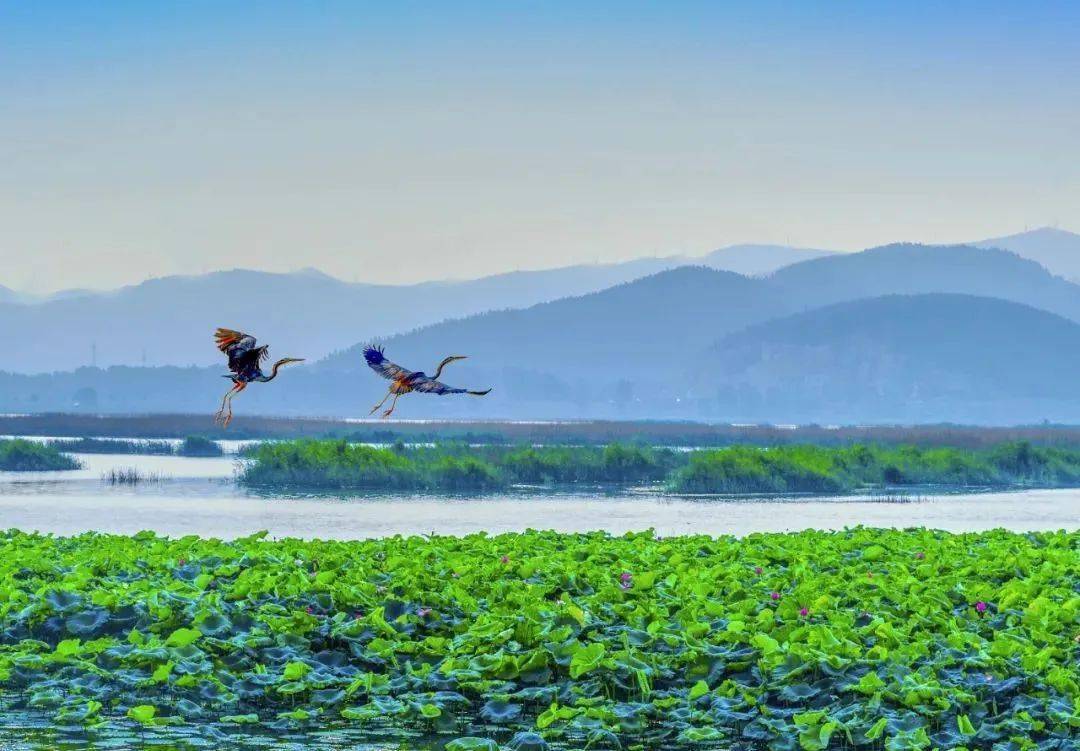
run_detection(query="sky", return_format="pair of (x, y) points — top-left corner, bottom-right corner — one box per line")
(1, 1), (1078, 293)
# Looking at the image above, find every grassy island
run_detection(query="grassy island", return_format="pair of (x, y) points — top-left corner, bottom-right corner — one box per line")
(46, 436), (224, 457)
(667, 441), (1080, 494)
(238, 440), (679, 491)
(238, 438), (1080, 495)
(0, 439), (81, 471)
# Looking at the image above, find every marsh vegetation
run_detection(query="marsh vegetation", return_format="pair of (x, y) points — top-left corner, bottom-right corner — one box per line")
(46, 435), (224, 457)
(239, 438), (1080, 495)
(0, 439), (81, 471)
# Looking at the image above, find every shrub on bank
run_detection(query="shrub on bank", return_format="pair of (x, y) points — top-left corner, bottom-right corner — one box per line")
(0, 439), (81, 471)
(176, 435), (224, 457)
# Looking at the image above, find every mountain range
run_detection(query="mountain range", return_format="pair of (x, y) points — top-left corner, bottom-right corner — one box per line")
(0, 244), (833, 374)
(975, 227), (1080, 282)
(3, 227), (1080, 424)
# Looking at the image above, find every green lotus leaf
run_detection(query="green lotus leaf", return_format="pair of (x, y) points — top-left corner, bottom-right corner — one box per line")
(569, 642), (606, 679)
(480, 698), (522, 723)
(310, 688), (346, 706)
(164, 627), (202, 648)
(45, 590), (82, 614)
(282, 660), (312, 681)
(195, 612), (232, 637)
(65, 608), (109, 637)
(126, 704), (157, 724)
(677, 726), (724, 742)
(219, 713), (259, 724)
(446, 738), (500, 751)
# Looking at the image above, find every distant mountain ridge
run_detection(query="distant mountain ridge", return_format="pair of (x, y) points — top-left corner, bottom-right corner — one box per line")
(6, 231), (1080, 424)
(975, 227), (1080, 281)
(696, 293), (1080, 424)
(0, 245), (833, 373)
(770, 242), (1080, 322)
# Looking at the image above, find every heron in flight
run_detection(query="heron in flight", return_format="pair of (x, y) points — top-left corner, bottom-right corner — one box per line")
(363, 345), (491, 418)
(213, 328), (304, 427)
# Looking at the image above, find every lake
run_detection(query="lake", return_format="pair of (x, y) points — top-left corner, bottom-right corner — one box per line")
(1, 452), (1078, 539)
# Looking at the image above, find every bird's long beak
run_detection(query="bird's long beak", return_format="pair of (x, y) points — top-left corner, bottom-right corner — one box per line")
(285, 358), (305, 364)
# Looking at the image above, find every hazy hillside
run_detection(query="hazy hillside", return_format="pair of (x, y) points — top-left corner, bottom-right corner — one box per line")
(699, 244), (836, 275)
(695, 294), (1080, 424)
(0, 264), (686, 373)
(974, 227), (1080, 282)
(0, 244), (829, 373)
(771, 243), (1080, 322)
(10, 239), (1080, 422)
(320, 267), (788, 406)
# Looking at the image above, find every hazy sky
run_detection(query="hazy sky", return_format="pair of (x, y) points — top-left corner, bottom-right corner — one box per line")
(2, 1), (1078, 293)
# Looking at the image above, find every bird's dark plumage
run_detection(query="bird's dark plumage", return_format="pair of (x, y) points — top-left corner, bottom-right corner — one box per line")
(216, 328), (268, 381)
(363, 344), (491, 417)
(212, 328), (303, 428)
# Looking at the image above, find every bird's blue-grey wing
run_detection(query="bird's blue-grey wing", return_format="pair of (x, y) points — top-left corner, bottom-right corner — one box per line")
(363, 345), (413, 381)
(410, 376), (467, 395)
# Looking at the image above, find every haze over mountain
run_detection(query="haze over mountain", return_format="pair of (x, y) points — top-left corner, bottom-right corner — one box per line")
(0, 244), (831, 373)
(319, 267), (789, 413)
(0, 264), (677, 374)
(772, 243), (1080, 323)
(7, 235), (1080, 423)
(974, 227), (1080, 282)
(695, 294), (1080, 424)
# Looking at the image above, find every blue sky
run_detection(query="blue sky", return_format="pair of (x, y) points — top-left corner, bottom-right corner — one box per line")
(1, 1), (1078, 291)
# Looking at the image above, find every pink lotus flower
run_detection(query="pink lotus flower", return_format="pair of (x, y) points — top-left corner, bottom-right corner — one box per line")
(305, 606), (314, 614)
(353, 611), (363, 620)
(753, 566), (763, 575)
(799, 607), (809, 617)
(770, 591), (780, 601)
(619, 572), (633, 590)
(975, 601), (988, 613)
(915, 552), (925, 560)
(417, 607), (432, 618)
(178, 558), (186, 565)
(500, 555), (509, 564)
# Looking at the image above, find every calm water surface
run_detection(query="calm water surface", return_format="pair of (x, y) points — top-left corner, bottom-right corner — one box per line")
(1, 453), (1077, 539)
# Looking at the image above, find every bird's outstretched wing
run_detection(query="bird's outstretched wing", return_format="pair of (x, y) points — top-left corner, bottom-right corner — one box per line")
(215, 328), (267, 377)
(410, 376), (491, 396)
(363, 345), (414, 382)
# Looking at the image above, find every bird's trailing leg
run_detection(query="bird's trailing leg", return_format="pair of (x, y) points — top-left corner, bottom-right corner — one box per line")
(215, 382), (246, 428)
(369, 389), (393, 416)
(214, 383), (240, 425)
(378, 393), (399, 417)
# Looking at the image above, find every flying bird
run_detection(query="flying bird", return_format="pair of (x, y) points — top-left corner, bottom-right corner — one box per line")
(213, 328), (304, 427)
(363, 345), (491, 418)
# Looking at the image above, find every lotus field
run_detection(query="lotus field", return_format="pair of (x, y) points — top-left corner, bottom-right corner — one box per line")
(0, 528), (1077, 749)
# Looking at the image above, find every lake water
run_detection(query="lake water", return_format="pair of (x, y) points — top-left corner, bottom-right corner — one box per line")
(1, 452), (1078, 539)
